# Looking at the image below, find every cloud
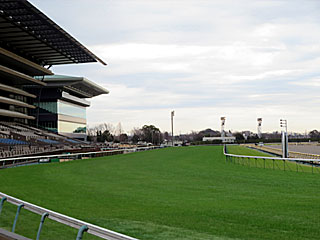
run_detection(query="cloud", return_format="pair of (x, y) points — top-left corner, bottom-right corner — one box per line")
(88, 83), (189, 110)
(30, 0), (320, 133)
(291, 78), (320, 87)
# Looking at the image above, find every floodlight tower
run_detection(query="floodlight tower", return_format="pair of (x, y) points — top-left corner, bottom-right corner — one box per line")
(257, 118), (262, 138)
(280, 119), (288, 158)
(221, 117), (226, 138)
(171, 110), (174, 146)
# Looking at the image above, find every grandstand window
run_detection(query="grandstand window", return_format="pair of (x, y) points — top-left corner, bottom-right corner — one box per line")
(58, 121), (86, 133)
(57, 100), (86, 119)
(33, 100), (86, 119)
(40, 121), (57, 132)
(34, 101), (58, 114)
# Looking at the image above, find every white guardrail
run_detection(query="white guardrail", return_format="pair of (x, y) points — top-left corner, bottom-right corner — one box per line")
(0, 147), (159, 238)
(0, 192), (138, 240)
(223, 145), (320, 174)
(224, 151), (320, 163)
(223, 145), (320, 163)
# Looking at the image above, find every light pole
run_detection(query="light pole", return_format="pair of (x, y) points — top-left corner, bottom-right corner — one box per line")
(257, 118), (262, 138)
(220, 117), (226, 139)
(280, 119), (288, 158)
(171, 110), (174, 146)
(280, 119), (287, 132)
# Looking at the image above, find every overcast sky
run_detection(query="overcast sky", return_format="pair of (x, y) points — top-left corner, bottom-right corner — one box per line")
(30, 0), (320, 134)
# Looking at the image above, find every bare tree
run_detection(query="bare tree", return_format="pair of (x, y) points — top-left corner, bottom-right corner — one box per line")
(87, 123), (115, 136)
(86, 125), (96, 136)
(115, 122), (123, 136)
(131, 127), (143, 136)
(104, 123), (115, 135)
(131, 127), (143, 143)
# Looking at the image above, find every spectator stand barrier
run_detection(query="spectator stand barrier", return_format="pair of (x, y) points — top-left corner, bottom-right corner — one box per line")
(0, 146), (158, 169)
(223, 145), (320, 174)
(0, 192), (138, 240)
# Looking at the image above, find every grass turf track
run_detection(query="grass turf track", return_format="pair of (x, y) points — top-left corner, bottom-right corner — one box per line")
(0, 146), (319, 240)
(226, 145), (273, 157)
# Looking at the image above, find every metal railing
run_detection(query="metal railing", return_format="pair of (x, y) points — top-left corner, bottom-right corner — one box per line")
(0, 192), (138, 240)
(0, 146), (158, 169)
(224, 145), (320, 174)
(0, 146), (161, 239)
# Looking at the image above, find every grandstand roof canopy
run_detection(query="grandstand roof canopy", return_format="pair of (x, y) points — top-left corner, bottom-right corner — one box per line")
(0, 64), (46, 86)
(42, 75), (109, 98)
(0, 47), (53, 76)
(0, 0), (106, 66)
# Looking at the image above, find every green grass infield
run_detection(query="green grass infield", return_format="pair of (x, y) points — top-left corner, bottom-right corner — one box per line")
(0, 146), (319, 239)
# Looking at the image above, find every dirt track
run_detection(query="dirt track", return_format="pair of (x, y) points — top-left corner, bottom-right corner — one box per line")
(267, 144), (320, 155)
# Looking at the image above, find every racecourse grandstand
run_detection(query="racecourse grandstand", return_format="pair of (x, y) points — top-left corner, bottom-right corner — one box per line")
(28, 75), (108, 140)
(0, 0), (108, 158)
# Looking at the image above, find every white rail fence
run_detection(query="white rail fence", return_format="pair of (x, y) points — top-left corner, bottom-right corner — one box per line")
(0, 192), (138, 240)
(0, 147), (164, 238)
(0, 147), (161, 239)
(223, 145), (320, 174)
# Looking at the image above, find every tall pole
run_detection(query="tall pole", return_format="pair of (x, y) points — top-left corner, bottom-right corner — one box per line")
(171, 110), (174, 146)
(280, 119), (288, 158)
(257, 118), (262, 138)
(221, 117), (226, 139)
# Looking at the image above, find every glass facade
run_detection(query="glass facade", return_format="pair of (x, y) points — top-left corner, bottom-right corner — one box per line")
(35, 100), (86, 119)
(35, 101), (57, 114)
(40, 121), (58, 132)
(58, 121), (86, 133)
(58, 100), (86, 119)
(35, 100), (87, 135)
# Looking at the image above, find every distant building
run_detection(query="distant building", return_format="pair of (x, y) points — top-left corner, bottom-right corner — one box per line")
(202, 136), (236, 143)
(163, 140), (183, 146)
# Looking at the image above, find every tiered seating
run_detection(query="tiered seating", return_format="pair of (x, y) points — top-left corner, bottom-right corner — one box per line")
(19, 131), (39, 138)
(8, 125), (40, 139)
(37, 139), (59, 144)
(0, 122), (87, 159)
(43, 132), (65, 139)
(66, 139), (80, 144)
(0, 130), (9, 139)
(0, 138), (27, 145)
(0, 124), (10, 133)
(0, 145), (51, 158)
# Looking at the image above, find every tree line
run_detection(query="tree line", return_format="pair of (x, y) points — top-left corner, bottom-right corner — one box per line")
(87, 123), (164, 144)
(87, 123), (320, 144)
